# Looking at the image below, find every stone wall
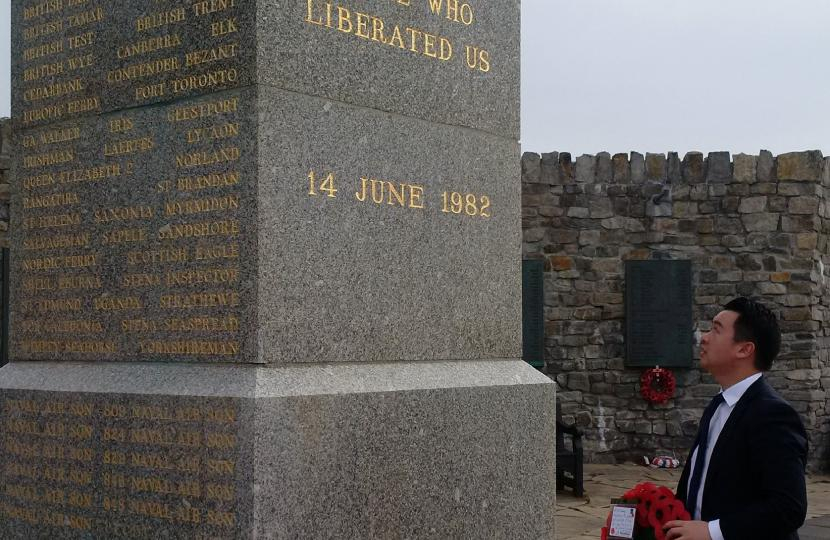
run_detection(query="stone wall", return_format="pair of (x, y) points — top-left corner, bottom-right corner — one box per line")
(522, 150), (830, 472)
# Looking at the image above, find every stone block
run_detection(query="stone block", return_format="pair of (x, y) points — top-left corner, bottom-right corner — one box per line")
(549, 256), (574, 271)
(738, 196), (767, 213)
(788, 196), (820, 215)
(568, 372), (591, 392)
(757, 150), (775, 181)
(645, 153), (667, 181)
(596, 152), (613, 183)
(758, 282), (788, 295)
(576, 154), (596, 183)
(540, 152), (562, 185)
(672, 202), (698, 217)
(0, 361), (558, 539)
(630, 152), (646, 183)
(590, 199), (615, 218)
(741, 213), (779, 232)
(521, 152), (541, 183)
(612, 153), (630, 183)
(797, 233), (818, 250)
(706, 152), (732, 182)
(667, 152), (682, 183)
(778, 182), (819, 196)
(776, 151), (824, 181)
(733, 153), (757, 183)
(682, 152), (705, 183)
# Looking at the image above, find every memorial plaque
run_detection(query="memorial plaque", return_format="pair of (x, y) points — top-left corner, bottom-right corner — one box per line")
(5, 0), (556, 536)
(625, 260), (693, 368)
(522, 259), (545, 369)
(12, 89), (257, 362)
(0, 388), (253, 538)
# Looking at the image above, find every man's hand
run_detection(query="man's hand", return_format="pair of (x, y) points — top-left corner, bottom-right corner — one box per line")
(664, 520), (712, 540)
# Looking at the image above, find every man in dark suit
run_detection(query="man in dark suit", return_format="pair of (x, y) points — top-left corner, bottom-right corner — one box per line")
(665, 297), (808, 540)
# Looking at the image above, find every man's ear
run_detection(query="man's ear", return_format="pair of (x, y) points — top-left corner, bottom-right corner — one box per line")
(736, 341), (755, 360)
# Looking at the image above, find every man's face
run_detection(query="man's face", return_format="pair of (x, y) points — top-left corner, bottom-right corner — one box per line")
(699, 310), (743, 375)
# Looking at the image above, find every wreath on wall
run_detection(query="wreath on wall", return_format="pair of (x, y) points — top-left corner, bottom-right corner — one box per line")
(640, 367), (676, 404)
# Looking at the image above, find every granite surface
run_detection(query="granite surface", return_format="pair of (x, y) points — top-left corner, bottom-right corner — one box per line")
(10, 88), (259, 363)
(256, 0), (520, 138)
(0, 360), (556, 538)
(256, 84), (522, 363)
(13, 0), (519, 137)
(11, 0), (256, 128)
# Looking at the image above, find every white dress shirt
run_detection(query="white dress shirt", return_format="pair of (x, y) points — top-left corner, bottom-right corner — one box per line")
(686, 372), (762, 540)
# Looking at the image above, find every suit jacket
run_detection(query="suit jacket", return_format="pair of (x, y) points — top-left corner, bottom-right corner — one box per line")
(676, 376), (808, 540)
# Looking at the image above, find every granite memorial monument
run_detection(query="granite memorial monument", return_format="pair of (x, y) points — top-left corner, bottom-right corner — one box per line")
(2, 0), (556, 536)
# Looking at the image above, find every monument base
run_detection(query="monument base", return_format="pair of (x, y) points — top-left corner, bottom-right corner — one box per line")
(0, 360), (555, 538)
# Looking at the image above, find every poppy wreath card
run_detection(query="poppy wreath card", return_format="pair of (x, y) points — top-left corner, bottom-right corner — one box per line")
(601, 482), (691, 540)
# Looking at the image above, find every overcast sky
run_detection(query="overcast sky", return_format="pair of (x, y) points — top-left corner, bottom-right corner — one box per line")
(2, 1), (828, 155)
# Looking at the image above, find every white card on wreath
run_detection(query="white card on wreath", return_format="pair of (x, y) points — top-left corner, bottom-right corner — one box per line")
(608, 504), (637, 539)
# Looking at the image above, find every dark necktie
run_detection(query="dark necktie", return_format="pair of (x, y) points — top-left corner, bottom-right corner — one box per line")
(686, 393), (725, 516)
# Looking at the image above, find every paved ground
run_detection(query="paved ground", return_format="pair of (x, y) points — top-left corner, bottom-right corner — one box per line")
(556, 464), (830, 540)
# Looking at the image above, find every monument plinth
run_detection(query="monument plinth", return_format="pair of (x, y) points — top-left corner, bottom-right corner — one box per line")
(3, 0), (556, 537)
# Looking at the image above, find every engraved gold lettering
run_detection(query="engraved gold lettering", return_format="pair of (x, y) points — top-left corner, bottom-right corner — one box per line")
(170, 68), (238, 93)
(175, 146), (240, 168)
(157, 219), (240, 240)
(107, 57), (180, 83)
(93, 296), (142, 310)
(94, 205), (153, 223)
(23, 19), (64, 41)
(22, 253), (96, 271)
(184, 43), (239, 68)
(164, 315), (239, 332)
(23, 78), (84, 102)
(165, 267), (239, 286)
(66, 31), (96, 51)
(193, 0), (236, 17)
(22, 231), (90, 251)
(58, 162), (121, 184)
(165, 193), (239, 215)
(23, 0), (64, 21)
(22, 212), (81, 230)
(67, 6), (104, 27)
(103, 136), (154, 157)
(177, 171), (240, 191)
(23, 38), (64, 62)
(23, 149), (74, 168)
(117, 33), (181, 59)
(139, 340), (240, 356)
(159, 291), (240, 309)
(205, 458), (235, 475)
(167, 97), (238, 122)
(136, 8), (186, 32)
(127, 247), (188, 265)
(102, 227), (147, 245)
(121, 318), (158, 332)
(57, 274), (102, 290)
(185, 122), (239, 143)
(24, 59), (65, 82)
(211, 17), (238, 36)
(23, 191), (80, 209)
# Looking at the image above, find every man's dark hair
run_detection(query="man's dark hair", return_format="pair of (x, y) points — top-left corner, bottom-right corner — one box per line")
(724, 297), (781, 371)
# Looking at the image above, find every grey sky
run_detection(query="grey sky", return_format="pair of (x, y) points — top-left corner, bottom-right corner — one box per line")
(2, 1), (828, 155)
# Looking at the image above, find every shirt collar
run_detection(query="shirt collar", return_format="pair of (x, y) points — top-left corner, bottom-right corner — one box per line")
(720, 372), (763, 407)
